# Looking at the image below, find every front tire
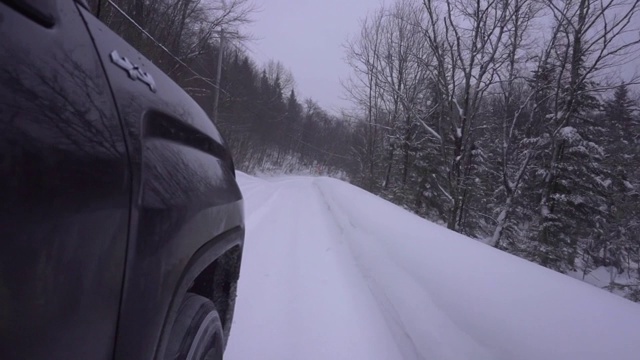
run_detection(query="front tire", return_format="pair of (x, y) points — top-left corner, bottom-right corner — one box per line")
(165, 293), (224, 360)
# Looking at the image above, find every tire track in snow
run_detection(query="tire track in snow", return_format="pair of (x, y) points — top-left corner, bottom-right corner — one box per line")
(227, 177), (404, 360)
(313, 179), (496, 360)
(312, 180), (424, 360)
(244, 185), (285, 229)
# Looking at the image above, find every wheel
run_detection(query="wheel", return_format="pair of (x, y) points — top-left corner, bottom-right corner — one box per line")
(165, 293), (224, 360)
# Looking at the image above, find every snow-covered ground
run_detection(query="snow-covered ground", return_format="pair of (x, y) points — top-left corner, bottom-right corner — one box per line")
(226, 173), (640, 360)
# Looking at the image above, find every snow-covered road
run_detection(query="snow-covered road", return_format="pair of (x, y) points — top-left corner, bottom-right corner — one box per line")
(225, 174), (640, 360)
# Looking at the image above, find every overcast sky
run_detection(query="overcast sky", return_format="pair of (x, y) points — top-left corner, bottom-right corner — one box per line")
(245, 0), (383, 113)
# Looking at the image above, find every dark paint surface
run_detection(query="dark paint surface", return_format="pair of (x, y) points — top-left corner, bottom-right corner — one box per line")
(79, 8), (243, 360)
(0, 2), (243, 359)
(0, 1), (129, 359)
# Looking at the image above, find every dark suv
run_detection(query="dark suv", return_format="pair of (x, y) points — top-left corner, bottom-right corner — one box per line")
(0, 1), (244, 359)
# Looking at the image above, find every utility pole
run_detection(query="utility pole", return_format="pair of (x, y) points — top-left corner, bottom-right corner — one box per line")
(212, 28), (224, 123)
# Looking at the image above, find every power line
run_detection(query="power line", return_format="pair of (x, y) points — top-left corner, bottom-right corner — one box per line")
(288, 136), (353, 160)
(106, 0), (228, 95)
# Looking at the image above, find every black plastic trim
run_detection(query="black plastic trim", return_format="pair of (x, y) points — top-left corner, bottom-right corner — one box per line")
(144, 110), (233, 167)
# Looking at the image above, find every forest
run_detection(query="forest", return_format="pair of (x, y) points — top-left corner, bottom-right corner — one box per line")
(89, 0), (640, 301)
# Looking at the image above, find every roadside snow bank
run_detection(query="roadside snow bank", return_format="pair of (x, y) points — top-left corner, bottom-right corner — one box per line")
(315, 176), (640, 360)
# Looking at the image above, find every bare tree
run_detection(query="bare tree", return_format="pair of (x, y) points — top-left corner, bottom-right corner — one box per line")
(344, 9), (386, 190)
(486, 0), (542, 246)
(92, 0), (255, 77)
(375, 1), (431, 190)
(420, 0), (513, 231)
(264, 60), (296, 95)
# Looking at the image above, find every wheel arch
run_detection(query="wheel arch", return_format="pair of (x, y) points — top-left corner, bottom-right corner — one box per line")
(155, 226), (244, 359)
